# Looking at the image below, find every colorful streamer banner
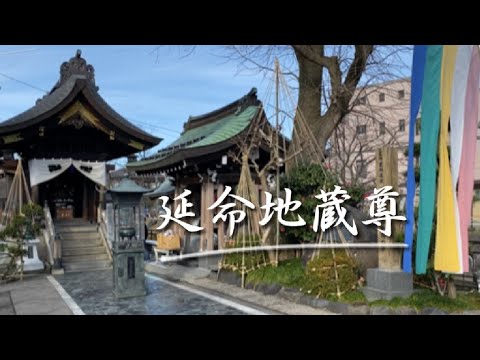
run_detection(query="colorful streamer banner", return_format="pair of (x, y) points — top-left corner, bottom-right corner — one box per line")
(415, 45), (443, 275)
(403, 45), (426, 273)
(434, 45), (460, 273)
(457, 48), (480, 272)
(410, 44), (480, 275)
(450, 45), (473, 273)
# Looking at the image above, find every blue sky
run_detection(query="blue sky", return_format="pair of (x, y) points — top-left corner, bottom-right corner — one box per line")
(0, 45), (412, 167)
(0, 45), (273, 164)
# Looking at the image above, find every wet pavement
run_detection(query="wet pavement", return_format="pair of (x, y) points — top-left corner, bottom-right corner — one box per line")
(0, 276), (73, 315)
(55, 270), (244, 315)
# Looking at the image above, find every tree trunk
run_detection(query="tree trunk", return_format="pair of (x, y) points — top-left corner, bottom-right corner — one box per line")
(287, 45), (374, 173)
(287, 48), (325, 172)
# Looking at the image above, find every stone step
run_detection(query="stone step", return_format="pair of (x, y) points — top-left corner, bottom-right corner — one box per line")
(64, 260), (112, 272)
(56, 219), (111, 273)
(62, 239), (103, 249)
(56, 224), (98, 232)
(55, 218), (92, 224)
(63, 253), (110, 263)
(59, 232), (99, 241)
(63, 246), (107, 256)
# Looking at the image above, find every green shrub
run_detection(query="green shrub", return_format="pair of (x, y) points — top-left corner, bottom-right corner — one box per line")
(23, 203), (43, 219)
(279, 164), (366, 244)
(246, 258), (305, 287)
(301, 250), (358, 299)
(280, 165), (338, 244)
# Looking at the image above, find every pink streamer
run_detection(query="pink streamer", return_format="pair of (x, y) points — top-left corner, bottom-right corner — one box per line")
(458, 48), (480, 272)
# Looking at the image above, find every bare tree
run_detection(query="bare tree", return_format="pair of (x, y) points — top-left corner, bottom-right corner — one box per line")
(221, 45), (412, 169)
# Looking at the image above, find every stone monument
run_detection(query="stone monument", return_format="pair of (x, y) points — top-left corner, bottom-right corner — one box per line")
(109, 177), (149, 298)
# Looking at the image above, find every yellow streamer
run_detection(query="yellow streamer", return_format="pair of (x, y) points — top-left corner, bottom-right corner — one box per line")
(434, 45), (461, 273)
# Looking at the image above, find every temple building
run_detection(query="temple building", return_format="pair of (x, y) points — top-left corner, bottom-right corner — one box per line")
(0, 50), (161, 222)
(127, 88), (280, 254)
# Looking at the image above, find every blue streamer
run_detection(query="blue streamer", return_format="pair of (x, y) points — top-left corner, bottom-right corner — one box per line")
(403, 45), (427, 273)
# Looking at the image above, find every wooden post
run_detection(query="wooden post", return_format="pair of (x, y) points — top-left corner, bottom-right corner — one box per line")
(200, 182), (206, 251)
(376, 147), (400, 270)
(82, 177), (88, 220)
(173, 183), (185, 241)
(216, 184), (225, 249)
(205, 182), (214, 251)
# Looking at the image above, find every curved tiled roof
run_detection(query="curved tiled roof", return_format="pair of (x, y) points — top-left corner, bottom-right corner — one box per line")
(144, 176), (175, 198)
(0, 50), (161, 146)
(0, 75), (79, 131)
(128, 100), (261, 171)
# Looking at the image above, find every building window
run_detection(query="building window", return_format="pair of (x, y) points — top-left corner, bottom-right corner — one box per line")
(380, 122), (386, 135)
(399, 119), (406, 132)
(356, 125), (367, 135)
(379, 93), (385, 102)
(415, 118), (421, 135)
(398, 90), (405, 99)
(356, 160), (367, 178)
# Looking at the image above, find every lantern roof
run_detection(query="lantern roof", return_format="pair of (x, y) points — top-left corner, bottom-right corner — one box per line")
(109, 177), (150, 193)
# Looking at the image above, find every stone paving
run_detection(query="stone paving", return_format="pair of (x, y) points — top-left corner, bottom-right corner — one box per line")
(0, 291), (14, 315)
(55, 270), (244, 315)
(146, 263), (336, 315)
(0, 276), (73, 315)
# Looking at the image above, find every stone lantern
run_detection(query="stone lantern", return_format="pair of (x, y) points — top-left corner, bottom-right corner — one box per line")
(109, 177), (149, 298)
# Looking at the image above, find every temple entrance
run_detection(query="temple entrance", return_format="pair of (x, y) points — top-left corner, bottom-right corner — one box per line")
(39, 166), (98, 222)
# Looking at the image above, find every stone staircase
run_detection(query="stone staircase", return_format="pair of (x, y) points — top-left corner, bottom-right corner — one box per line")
(56, 220), (112, 273)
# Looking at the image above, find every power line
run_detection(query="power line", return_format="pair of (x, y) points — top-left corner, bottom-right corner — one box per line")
(0, 72), (48, 93)
(0, 48), (37, 56)
(129, 119), (181, 135)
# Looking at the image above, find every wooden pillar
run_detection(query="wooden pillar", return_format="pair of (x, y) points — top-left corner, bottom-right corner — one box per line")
(205, 182), (214, 251)
(173, 183), (185, 240)
(216, 184), (225, 249)
(376, 147), (399, 270)
(82, 177), (88, 221)
(200, 182), (206, 251)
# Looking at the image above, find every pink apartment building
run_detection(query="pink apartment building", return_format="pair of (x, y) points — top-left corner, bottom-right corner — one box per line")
(329, 78), (413, 195)
(329, 77), (480, 222)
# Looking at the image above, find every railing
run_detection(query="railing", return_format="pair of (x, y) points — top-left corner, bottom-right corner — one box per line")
(43, 204), (61, 269)
(98, 209), (112, 261)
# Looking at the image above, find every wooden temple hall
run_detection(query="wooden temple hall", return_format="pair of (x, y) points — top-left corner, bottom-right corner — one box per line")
(127, 88), (281, 253)
(0, 50), (161, 222)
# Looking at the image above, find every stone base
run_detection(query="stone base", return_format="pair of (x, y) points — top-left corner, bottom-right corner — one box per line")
(198, 254), (222, 271)
(113, 289), (147, 299)
(20, 239), (44, 272)
(362, 268), (413, 302)
(22, 260), (44, 272)
(112, 249), (147, 299)
(51, 268), (65, 275)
